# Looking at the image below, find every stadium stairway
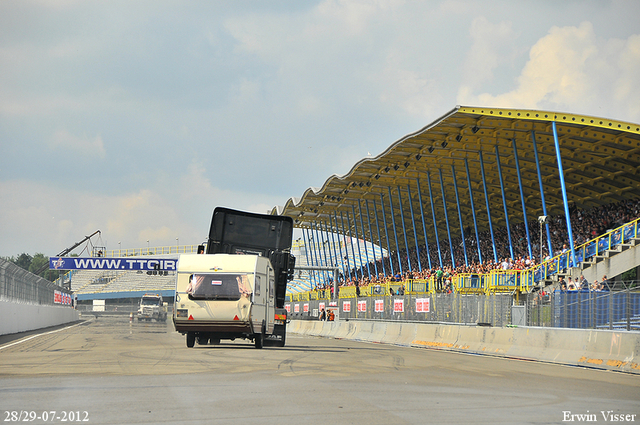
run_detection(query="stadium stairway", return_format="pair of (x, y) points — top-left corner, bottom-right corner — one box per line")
(577, 236), (640, 284)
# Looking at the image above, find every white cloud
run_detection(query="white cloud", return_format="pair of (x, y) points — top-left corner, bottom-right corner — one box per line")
(461, 16), (517, 89)
(51, 129), (106, 158)
(0, 181), (184, 256)
(458, 21), (640, 122)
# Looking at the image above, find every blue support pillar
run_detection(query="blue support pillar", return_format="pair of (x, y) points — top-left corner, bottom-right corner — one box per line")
(479, 151), (498, 263)
(552, 121), (577, 266)
(396, 186), (412, 272)
(339, 212), (351, 280)
(351, 205), (366, 279)
(451, 164), (468, 267)
(306, 227), (317, 268)
(387, 187), (402, 274)
(438, 169), (456, 267)
(311, 223), (326, 264)
(531, 130), (553, 259)
(387, 187), (403, 275)
(318, 221), (333, 267)
(427, 172), (443, 268)
(326, 219), (338, 275)
(495, 145), (514, 260)
(345, 211), (359, 281)
(374, 197), (389, 277)
(464, 158), (482, 264)
(512, 138), (533, 260)
(303, 227), (317, 289)
(320, 222), (332, 283)
(324, 219), (336, 272)
(332, 212), (347, 283)
(365, 199), (379, 277)
(416, 177), (432, 269)
(312, 223), (326, 284)
(357, 201), (372, 278)
(319, 221), (333, 283)
(407, 184), (423, 272)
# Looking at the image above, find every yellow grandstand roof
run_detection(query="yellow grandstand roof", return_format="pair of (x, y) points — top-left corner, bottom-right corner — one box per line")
(272, 106), (640, 250)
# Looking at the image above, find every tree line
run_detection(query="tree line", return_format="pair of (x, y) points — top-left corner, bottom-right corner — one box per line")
(1, 253), (64, 282)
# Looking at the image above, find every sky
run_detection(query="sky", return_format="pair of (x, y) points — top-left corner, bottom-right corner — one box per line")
(1, 0), (639, 258)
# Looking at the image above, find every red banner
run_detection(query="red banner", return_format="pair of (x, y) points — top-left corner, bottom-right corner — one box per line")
(393, 298), (404, 313)
(374, 299), (384, 312)
(342, 300), (351, 312)
(415, 298), (430, 313)
(357, 300), (367, 312)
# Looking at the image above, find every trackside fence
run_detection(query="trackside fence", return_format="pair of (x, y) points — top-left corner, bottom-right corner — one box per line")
(0, 258), (74, 306)
(286, 287), (640, 331)
(286, 293), (512, 326)
(525, 287), (640, 331)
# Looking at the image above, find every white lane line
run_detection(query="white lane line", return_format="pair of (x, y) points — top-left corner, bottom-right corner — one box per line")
(0, 321), (86, 351)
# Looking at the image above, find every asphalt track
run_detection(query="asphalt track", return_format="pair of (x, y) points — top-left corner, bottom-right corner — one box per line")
(0, 316), (638, 425)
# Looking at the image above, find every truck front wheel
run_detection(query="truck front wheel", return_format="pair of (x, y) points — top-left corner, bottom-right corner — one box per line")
(186, 332), (195, 348)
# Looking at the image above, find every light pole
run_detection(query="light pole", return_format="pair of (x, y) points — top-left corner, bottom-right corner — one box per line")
(538, 215), (548, 263)
(176, 237), (179, 254)
(147, 240), (150, 255)
(118, 241), (121, 255)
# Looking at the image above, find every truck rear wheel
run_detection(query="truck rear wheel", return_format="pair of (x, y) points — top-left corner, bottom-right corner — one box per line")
(186, 332), (195, 348)
(254, 332), (264, 349)
(276, 323), (286, 347)
(254, 322), (265, 349)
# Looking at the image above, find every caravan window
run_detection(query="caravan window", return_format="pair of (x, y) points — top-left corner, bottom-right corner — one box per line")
(186, 273), (253, 300)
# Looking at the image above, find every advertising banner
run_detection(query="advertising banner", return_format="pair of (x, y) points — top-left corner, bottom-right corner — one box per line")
(303, 303), (309, 313)
(54, 290), (73, 305)
(415, 298), (430, 313)
(49, 257), (177, 271)
(374, 299), (384, 312)
(357, 300), (367, 312)
(393, 298), (404, 313)
(342, 300), (351, 312)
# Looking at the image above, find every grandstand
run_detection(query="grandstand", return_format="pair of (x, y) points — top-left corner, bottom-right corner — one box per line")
(63, 254), (178, 301)
(273, 106), (640, 296)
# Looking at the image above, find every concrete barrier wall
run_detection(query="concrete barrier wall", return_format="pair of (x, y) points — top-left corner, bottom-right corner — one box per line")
(292, 319), (640, 374)
(0, 300), (80, 336)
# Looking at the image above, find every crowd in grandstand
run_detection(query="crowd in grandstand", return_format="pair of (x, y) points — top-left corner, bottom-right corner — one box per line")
(310, 198), (640, 291)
